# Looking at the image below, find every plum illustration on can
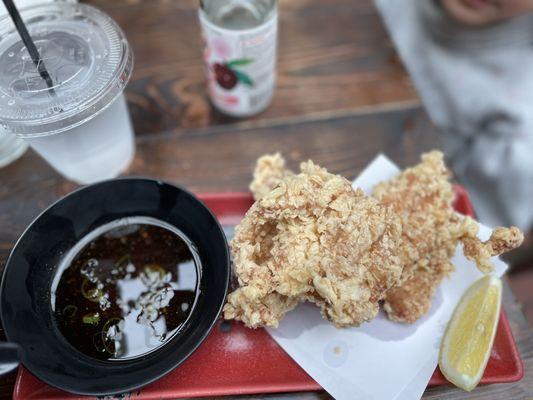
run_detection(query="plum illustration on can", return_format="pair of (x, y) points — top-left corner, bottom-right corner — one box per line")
(212, 58), (254, 90)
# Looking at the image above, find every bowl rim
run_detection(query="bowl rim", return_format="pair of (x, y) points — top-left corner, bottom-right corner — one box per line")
(0, 177), (231, 395)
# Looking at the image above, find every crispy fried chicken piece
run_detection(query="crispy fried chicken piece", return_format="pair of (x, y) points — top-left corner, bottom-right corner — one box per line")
(236, 151), (523, 327)
(382, 258), (452, 324)
(374, 151), (523, 323)
(250, 153), (293, 200)
(224, 161), (404, 328)
(463, 226), (524, 273)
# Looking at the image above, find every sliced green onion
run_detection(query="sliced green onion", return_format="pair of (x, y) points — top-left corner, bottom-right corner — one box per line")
(82, 312), (100, 325)
(102, 317), (123, 335)
(99, 317), (124, 356)
(102, 336), (116, 355)
(62, 305), (77, 318)
(81, 278), (103, 303)
(93, 332), (106, 353)
(115, 254), (130, 269)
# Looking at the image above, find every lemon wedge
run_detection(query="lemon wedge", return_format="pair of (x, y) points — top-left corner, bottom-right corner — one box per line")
(439, 275), (502, 392)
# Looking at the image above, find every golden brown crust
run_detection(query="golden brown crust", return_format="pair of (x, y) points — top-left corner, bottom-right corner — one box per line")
(462, 226), (524, 273)
(249, 153), (293, 200)
(382, 259), (451, 324)
(224, 161), (404, 328)
(228, 151), (524, 328)
(375, 151), (523, 323)
(372, 151), (467, 323)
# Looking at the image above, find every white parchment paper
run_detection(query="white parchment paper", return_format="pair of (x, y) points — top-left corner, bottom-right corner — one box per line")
(267, 155), (507, 400)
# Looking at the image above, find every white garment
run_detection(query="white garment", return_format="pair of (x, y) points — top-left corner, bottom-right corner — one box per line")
(375, 0), (533, 230)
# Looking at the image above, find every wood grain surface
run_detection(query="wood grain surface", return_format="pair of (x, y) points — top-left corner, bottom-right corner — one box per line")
(89, 0), (418, 135)
(0, 0), (531, 399)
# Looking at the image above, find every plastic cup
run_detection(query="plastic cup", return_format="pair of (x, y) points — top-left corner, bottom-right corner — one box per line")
(0, 3), (134, 184)
(0, 131), (27, 167)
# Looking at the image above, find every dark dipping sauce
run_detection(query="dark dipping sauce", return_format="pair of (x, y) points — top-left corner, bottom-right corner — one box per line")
(52, 219), (200, 361)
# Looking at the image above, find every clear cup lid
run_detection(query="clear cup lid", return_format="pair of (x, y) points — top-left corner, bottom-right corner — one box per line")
(0, 3), (133, 137)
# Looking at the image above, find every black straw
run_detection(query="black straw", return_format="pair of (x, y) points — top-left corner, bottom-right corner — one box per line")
(2, 0), (55, 93)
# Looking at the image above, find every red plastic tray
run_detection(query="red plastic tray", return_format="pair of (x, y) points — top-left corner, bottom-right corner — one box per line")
(13, 189), (524, 399)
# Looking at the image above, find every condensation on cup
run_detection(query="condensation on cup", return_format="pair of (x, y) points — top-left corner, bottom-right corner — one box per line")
(0, 2), (134, 184)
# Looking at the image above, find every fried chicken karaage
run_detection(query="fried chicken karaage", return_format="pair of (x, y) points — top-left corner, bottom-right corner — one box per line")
(373, 151), (523, 323)
(249, 153), (293, 201)
(224, 161), (404, 328)
(226, 151), (523, 327)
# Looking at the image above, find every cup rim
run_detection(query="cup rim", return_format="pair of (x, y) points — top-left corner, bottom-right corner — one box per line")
(0, 3), (134, 137)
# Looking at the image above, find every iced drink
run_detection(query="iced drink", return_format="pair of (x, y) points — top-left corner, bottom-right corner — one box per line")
(0, 131), (27, 167)
(0, 3), (134, 184)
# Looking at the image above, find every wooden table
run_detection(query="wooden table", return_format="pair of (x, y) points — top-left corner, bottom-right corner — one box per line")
(0, 0), (531, 399)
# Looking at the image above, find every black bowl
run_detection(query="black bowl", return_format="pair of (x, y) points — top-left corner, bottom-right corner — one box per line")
(0, 178), (230, 395)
